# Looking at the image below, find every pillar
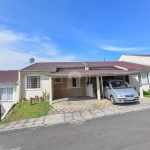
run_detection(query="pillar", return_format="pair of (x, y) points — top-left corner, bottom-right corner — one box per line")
(138, 74), (143, 98)
(49, 76), (53, 104)
(96, 76), (101, 100)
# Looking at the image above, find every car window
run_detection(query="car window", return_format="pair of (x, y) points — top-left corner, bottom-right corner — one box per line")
(103, 81), (110, 87)
(110, 81), (131, 89)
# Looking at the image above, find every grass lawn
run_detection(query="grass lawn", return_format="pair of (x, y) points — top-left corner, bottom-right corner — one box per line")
(143, 91), (150, 98)
(1, 101), (52, 124)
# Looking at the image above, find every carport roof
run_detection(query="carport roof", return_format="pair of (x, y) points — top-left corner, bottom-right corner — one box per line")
(0, 70), (18, 84)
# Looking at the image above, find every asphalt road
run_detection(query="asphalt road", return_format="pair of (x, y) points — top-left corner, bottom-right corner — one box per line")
(1, 109), (150, 150)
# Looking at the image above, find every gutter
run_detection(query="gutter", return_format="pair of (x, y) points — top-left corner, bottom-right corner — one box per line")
(46, 71), (145, 77)
(0, 82), (18, 85)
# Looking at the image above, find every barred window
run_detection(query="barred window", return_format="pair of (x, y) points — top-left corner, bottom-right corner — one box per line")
(27, 76), (41, 89)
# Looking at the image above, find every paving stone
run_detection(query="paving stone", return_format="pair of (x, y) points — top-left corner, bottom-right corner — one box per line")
(8, 121), (18, 126)
(64, 113), (72, 117)
(45, 114), (64, 120)
(112, 109), (131, 114)
(3, 125), (14, 130)
(18, 119), (28, 124)
(0, 124), (7, 130)
(102, 110), (117, 115)
(44, 118), (64, 125)
(93, 109), (103, 113)
(73, 112), (80, 116)
(64, 116), (73, 122)
(34, 120), (44, 125)
(13, 123), (24, 128)
(73, 115), (83, 121)
(24, 122), (34, 127)
(27, 118), (36, 123)
(81, 111), (94, 119)
(36, 116), (46, 121)
(94, 112), (105, 118)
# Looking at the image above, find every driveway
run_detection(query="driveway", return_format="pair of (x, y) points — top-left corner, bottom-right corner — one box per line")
(49, 97), (149, 114)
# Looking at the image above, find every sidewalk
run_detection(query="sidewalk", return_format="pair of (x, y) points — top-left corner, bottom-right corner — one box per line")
(0, 99), (150, 133)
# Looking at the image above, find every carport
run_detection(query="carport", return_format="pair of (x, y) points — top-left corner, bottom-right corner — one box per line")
(95, 73), (143, 101)
(47, 61), (150, 104)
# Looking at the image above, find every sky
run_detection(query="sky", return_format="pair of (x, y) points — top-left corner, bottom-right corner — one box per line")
(0, 0), (150, 70)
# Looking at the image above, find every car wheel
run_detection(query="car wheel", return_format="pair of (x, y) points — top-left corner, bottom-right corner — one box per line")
(110, 96), (116, 104)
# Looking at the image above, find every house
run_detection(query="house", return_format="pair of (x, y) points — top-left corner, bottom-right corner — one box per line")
(0, 70), (19, 113)
(1, 61), (150, 113)
(119, 55), (150, 92)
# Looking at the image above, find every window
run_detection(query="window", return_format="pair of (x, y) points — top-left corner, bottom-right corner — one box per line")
(26, 76), (41, 89)
(141, 73), (149, 84)
(68, 78), (80, 88)
(0, 88), (13, 101)
(55, 78), (62, 83)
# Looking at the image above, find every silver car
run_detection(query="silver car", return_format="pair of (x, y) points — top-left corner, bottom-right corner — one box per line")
(104, 79), (139, 104)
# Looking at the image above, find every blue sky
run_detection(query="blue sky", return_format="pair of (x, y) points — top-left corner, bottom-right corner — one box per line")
(0, 0), (150, 69)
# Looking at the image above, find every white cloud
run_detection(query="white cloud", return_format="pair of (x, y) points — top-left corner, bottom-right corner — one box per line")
(0, 30), (25, 43)
(0, 30), (76, 70)
(43, 36), (52, 41)
(100, 46), (150, 52)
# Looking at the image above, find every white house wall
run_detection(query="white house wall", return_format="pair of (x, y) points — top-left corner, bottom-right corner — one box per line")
(119, 55), (150, 66)
(0, 84), (19, 113)
(119, 55), (150, 92)
(21, 72), (50, 100)
(129, 75), (150, 92)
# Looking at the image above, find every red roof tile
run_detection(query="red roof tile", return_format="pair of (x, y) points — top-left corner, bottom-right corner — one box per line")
(21, 61), (150, 75)
(21, 62), (84, 72)
(0, 70), (18, 83)
(85, 61), (150, 69)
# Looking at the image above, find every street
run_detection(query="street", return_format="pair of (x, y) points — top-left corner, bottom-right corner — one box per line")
(1, 109), (150, 150)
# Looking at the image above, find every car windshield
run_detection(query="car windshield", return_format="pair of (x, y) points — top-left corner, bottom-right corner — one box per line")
(110, 81), (131, 89)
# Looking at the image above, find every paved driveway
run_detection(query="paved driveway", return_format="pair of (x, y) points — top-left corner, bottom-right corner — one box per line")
(50, 97), (149, 114)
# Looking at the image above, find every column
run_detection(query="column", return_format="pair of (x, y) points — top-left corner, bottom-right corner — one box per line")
(49, 76), (53, 104)
(96, 76), (101, 100)
(138, 74), (143, 98)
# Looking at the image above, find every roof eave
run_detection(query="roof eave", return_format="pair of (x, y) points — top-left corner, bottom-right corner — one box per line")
(0, 82), (18, 85)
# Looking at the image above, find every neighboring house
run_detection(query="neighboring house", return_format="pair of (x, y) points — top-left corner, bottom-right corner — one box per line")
(1, 61), (150, 113)
(119, 55), (150, 92)
(0, 70), (19, 113)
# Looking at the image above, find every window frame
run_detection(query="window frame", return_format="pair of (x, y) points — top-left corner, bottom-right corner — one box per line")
(55, 78), (62, 83)
(0, 87), (14, 102)
(26, 75), (42, 90)
(67, 78), (80, 88)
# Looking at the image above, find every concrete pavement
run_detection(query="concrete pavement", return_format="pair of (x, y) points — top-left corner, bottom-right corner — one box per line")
(2, 108), (150, 150)
(1, 100), (150, 133)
